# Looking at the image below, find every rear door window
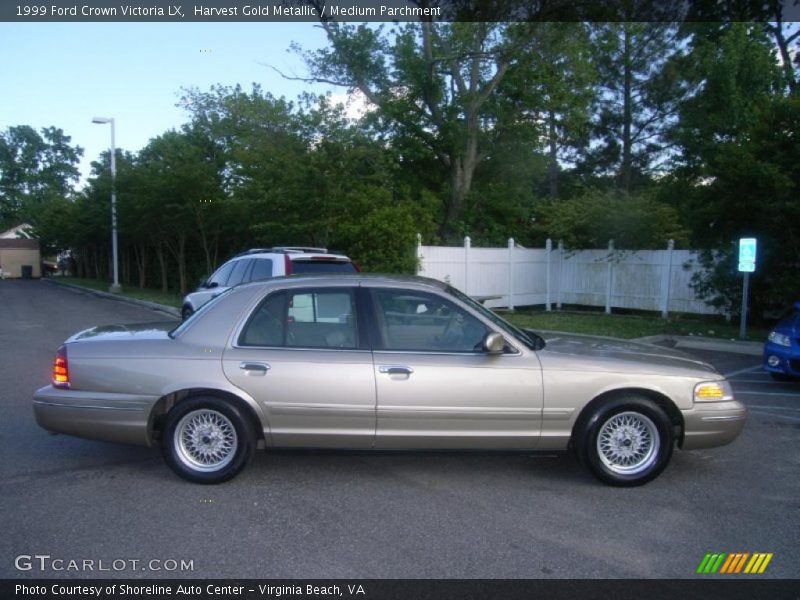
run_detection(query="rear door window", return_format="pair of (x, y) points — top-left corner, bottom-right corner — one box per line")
(226, 259), (253, 287)
(248, 258), (274, 282)
(239, 288), (358, 350)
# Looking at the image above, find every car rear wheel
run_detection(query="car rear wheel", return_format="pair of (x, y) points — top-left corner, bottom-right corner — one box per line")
(162, 396), (255, 484)
(576, 396), (674, 487)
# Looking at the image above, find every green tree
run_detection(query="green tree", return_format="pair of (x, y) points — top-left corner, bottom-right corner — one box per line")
(0, 125), (83, 230)
(133, 130), (225, 294)
(533, 189), (690, 250)
(291, 20), (557, 239)
(669, 23), (797, 317)
(584, 19), (686, 191)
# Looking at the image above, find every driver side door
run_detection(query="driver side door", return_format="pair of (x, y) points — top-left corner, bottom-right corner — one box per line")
(368, 287), (543, 449)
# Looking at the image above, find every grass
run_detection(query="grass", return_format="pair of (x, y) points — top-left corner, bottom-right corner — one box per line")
(504, 308), (771, 342)
(48, 276), (770, 342)
(48, 277), (183, 309)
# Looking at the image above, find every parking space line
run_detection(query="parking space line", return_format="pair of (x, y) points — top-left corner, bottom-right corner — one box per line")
(748, 408), (800, 423)
(735, 390), (800, 398)
(723, 365), (762, 378)
(730, 379), (795, 384)
(745, 404), (800, 412)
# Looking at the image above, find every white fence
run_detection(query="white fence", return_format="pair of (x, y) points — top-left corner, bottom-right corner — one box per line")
(416, 236), (715, 315)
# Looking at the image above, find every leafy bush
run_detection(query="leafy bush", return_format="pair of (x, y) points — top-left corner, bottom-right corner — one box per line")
(533, 189), (690, 249)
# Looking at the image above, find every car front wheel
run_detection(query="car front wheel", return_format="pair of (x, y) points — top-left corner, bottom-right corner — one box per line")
(162, 396), (256, 484)
(576, 397), (674, 487)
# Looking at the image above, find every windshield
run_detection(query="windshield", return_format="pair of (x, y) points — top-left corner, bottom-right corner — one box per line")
(446, 286), (544, 351)
(169, 287), (233, 338)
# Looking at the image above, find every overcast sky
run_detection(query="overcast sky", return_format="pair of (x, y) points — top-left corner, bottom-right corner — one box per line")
(0, 22), (336, 184)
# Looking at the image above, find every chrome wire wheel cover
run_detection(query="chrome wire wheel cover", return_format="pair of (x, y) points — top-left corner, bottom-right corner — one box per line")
(174, 409), (238, 472)
(597, 411), (659, 475)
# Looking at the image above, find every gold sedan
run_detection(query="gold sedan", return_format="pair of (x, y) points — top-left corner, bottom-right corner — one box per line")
(33, 274), (746, 486)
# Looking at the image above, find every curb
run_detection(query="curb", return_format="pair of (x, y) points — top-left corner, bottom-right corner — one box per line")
(42, 279), (181, 319)
(634, 334), (763, 357)
(534, 330), (763, 357)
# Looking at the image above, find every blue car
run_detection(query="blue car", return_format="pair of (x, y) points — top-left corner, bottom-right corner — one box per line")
(763, 301), (800, 381)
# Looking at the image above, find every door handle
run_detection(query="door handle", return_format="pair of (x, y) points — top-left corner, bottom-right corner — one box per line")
(239, 362), (270, 375)
(379, 365), (414, 375)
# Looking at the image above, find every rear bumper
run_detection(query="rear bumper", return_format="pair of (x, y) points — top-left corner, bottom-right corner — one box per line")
(680, 400), (747, 450)
(33, 385), (159, 447)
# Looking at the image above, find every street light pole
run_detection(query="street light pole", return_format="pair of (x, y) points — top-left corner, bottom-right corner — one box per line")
(92, 117), (121, 293)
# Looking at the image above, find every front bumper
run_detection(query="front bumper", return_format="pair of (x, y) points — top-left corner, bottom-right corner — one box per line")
(762, 342), (800, 377)
(33, 385), (159, 447)
(681, 400), (747, 450)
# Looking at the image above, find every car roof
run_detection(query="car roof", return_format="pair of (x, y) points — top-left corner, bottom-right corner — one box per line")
(232, 248), (351, 260)
(235, 272), (449, 292)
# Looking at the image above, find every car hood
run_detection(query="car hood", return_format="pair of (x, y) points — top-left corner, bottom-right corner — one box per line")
(66, 322), (176, 343)
(533, 331), (718, 376)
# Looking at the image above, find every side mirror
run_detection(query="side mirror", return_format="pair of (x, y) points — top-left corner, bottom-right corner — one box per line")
(206, 281), (219, 289)
(483, 332), (505, 354)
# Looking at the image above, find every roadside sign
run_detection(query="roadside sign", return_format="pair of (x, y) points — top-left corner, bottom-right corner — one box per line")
(738, 237), (756, 340)
(738, 238), (757, 272)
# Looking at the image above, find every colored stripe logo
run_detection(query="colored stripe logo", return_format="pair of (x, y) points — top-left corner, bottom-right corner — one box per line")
(696, 552), (773, 574)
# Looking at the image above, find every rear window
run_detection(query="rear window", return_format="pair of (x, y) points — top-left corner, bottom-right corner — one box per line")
(290, 260), (357, 274)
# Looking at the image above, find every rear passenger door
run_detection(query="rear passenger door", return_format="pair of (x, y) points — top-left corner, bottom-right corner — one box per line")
(222, 286), (376, 448)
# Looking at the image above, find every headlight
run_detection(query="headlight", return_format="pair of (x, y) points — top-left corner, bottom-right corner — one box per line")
(694, 380), (734, 403)
(767, 331), (791, 347)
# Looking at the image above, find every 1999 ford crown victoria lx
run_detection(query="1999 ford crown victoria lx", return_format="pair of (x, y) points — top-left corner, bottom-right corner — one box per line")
(34, 274), (746, 486)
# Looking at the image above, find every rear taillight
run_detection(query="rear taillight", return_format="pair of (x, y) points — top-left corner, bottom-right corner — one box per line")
(284, 254), (292, 275)
(52, 345), (69, 388)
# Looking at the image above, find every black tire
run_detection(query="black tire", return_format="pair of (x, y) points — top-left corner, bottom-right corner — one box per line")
(181, 306), (194, 321)
(162, 395), (256, 484)
(575, 396), (674, 487)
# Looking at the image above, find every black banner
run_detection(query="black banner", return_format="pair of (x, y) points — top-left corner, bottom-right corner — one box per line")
(4, 579), (800, 600)
(3, 0), (800, 23)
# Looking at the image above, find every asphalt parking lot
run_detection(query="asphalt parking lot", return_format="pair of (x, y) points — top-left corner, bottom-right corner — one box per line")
(0, 279), (797, 580)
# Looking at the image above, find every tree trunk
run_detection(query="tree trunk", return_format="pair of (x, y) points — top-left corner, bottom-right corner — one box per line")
(771, 26), (797, 94)
(439, 114), (480, 241)
(93, 245), (101, 280)
(548, 110), (560, 198)
(166, 234), (188, 295)
(155, 244), (168, 293)
(620, 24), (633, 193)
(177, 236), (187, 296)
(134, 244), (147, 289)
